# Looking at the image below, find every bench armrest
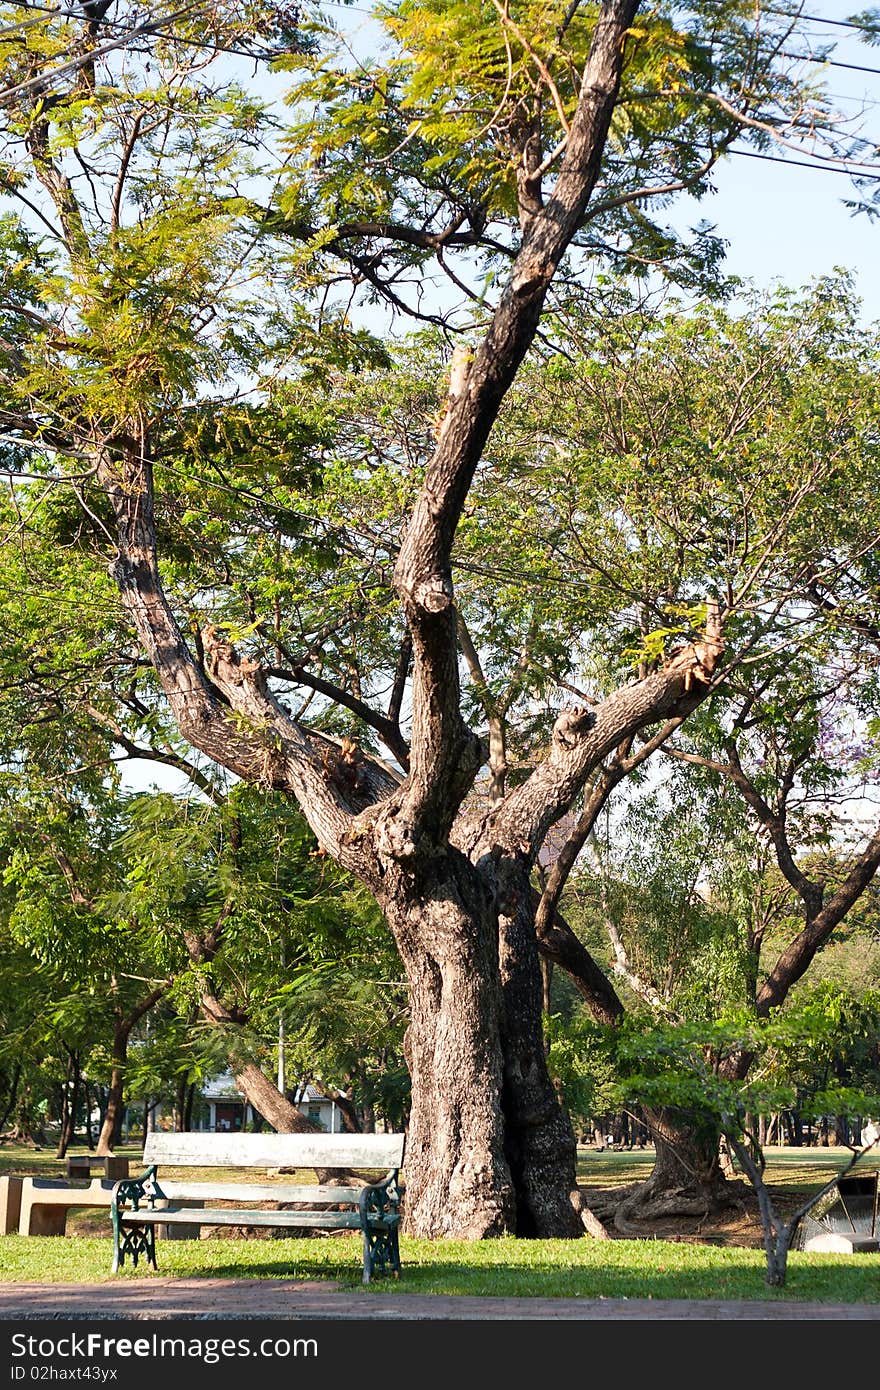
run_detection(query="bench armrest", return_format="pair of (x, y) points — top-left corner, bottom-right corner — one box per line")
(111, 1166), (166, 1214)
(358, 1168), (401, 1222)
(357, 1168), (402, 1283)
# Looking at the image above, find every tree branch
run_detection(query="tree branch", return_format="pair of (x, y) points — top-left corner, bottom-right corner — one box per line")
(532, 888), (624, 1026)
(389, 0), (643, 847)
(97, 436), (380, 872)
(756, 820), (880, 1014)
(534, 717), (683, 937)
(493, 604), (724, 860)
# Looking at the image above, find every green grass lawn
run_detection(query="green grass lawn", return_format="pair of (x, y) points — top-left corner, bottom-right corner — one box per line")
(1, 1141), (877, 1302)
(0, 1231), (878, 1303)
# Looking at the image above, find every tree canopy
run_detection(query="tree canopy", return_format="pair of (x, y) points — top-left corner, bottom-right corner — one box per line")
(1, 1), (879, 1239)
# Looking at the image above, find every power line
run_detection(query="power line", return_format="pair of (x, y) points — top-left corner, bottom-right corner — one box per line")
(731, 4), (880, 39)
(728, 143), (880, 178)
(780, 47), (880, 76)
(1, 1), (312, 66)
(0, 4), (88, 42)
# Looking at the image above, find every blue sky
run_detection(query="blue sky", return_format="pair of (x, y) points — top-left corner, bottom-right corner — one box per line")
(328, 0), (880, 322)
(668, 2), (880, 323)
(690, 156), (880, 323)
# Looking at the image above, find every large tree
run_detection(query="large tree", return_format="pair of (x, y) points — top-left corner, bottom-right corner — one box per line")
(304, 278), (880, 1216)
(0, 1), (875, 1237)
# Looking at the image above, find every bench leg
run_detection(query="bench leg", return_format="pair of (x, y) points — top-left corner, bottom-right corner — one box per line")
(0, 1177), (23, 1235)
(20, 1205), (67, 1237)
(361, 1223), (400, 1284)
(113, 1223), (157, 1273)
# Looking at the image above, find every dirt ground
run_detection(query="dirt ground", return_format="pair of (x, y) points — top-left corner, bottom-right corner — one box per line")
(577, 1183), (799, 1247)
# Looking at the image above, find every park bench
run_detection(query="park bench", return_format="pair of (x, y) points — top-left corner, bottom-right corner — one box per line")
(66, 1154), (129, 1181)
(110, 1131), (405, 1284)
(13, 1177), (118, 1235)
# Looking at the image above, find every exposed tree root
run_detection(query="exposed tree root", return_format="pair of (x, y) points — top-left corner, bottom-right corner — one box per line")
(570, 1187), (611, 1239)
(584, 1175), (754, 1237)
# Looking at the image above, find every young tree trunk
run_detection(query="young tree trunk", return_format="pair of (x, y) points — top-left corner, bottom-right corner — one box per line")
(174, 1074), (188, 1132)
(0, 1062), (22, 1135)
(183, 1082), (196, 1132)
(98, 985), (166, 1154)
(96, 1053), (125, 1155)
(84, 1084), (95, 1150)
(232, 1060), (314, 1132)
(195, 982), (315, 1132)
(56, 1050), (81, 1159)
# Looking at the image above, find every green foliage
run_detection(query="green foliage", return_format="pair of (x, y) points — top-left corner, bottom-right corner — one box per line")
(544, 1011), (617, 1125)
(614, 1003), (880, 1134)
(279, 1), (838, 297)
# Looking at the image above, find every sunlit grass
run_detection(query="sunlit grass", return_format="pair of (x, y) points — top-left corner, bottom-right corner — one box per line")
(0, 1231), (877, 1303)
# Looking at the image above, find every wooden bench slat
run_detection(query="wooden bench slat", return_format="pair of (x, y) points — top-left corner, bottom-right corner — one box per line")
(119, 1208), (381, 1230)
(157, 1181), (368, 1204)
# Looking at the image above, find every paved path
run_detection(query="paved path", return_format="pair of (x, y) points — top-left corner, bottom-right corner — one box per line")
(0, 1279), (877, 1320)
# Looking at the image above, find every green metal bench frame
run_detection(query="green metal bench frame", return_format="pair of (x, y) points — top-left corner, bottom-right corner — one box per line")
(110, 1132), (404, 1284)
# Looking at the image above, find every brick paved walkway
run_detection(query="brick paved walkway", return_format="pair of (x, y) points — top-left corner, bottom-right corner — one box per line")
(0, 1279), (877, 1320)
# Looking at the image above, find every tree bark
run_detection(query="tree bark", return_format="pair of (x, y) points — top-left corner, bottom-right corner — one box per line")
(195, 984), (315, 1133)
(0, 1062), (21, 1135)
(96, 985), (166, 1154)
(644, 1107), (726, 1196)
(96, 1052), (125, 1155)
(383, 864), (515, 1238)
(497, 863), (581, 1236)
(56, 1050), (81, 1159)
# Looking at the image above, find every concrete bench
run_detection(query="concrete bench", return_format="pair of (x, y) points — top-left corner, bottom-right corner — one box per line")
(0, 1176), (22, 1234)
(17, 1177), (117, 1235)
(111, 1131), (406, 1284)
(66, 1155), (130, 1181)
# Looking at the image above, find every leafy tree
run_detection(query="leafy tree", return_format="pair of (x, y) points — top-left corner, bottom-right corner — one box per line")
(0, 778), (174, 1151)
(115, 785), (404, 1132)
(0, 1), (877, 1239)
(615, 1009), (880, 1284)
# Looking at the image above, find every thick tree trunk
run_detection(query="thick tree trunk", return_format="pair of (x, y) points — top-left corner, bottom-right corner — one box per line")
(91, 0), (725, 1247)
(646, 1108), (725, 1194)
(385, 867), (515, 1240)
(497, 865), (581, 1237)
(611, 1107), (741, 1229)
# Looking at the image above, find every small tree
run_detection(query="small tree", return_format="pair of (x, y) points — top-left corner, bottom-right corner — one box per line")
(617, 1011), (880, 1285)
(723, 1125), (879, 1288)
